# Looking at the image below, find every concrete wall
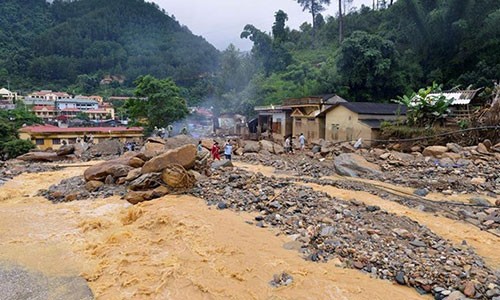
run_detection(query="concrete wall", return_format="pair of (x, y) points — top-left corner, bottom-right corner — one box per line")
(325, 106), (373, 142)
(19, 132), (143, 150)
(292, 117), (324, 141)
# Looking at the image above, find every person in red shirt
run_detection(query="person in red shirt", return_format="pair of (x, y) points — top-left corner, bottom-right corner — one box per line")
(211, 141), (221, 160)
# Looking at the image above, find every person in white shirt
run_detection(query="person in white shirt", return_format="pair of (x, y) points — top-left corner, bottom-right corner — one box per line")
(224, 140), (233, 160)
(299, 133), (306, 150)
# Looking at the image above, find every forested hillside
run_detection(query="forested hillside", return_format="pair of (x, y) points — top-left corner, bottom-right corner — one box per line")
(207, 0), (500, 115)
(0, 0), (219, 97)
(0, 0), (498, 113)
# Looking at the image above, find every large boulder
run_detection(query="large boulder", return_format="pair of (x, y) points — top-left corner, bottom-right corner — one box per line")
(334, 153), (382, 177)
(446, 143), (463, 154)
(142, 141), (165, 159)
(83, 139), (123, 158)
(164, 135), (197, 149)
(161, 165), (195, 189)
(243, 141), (261, 153)
(128, 173), (162, 191)
(83, 160), (133, 181)
(141, 144), (196, 174)
(56, 144), (75, 156)
(124, 186), (169, 204)
(17, 152), (66, 162)
(259, 140), (275, 154)
(422, 145), (448, 157)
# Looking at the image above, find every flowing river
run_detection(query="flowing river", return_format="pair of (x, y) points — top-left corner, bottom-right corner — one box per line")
(0, 163), (497, 299)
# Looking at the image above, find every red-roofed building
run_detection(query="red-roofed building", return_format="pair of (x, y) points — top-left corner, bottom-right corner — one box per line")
(19, 125), (144, 150)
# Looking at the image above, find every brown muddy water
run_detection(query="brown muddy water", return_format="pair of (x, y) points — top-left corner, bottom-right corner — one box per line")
(1, 163), (496, 299)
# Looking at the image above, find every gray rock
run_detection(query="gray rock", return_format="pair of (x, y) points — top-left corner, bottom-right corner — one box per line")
(469, 197), (492, 207)
(413, 188), (430, 197)
(334, 153), (382, 178)
(395, 271), (406, 285)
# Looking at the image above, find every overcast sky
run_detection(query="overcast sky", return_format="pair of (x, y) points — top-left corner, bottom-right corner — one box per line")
(153, 0), (373, 51)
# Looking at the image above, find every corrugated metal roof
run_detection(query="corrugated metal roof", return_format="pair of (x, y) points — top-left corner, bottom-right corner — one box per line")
(425, 89), (481, 105)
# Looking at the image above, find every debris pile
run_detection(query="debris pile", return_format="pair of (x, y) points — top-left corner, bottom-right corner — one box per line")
(193, 168), (500, 299)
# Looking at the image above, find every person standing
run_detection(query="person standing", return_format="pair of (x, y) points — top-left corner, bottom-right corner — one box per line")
(197, 140), (203, 153)
(224, 140), (233, 160)
(299, 133), (306, 151)
(284, 136), (291, 154)
(211, 141), (221, 160)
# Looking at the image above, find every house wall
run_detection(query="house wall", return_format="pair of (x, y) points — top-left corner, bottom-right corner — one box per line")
(292, 117), (324, 141)
(20, 131), (143, 150)
(325, 106), (371, 142)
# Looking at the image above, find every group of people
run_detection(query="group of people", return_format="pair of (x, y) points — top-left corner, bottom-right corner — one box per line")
(197, 140), (233, 161)
(284, 133), (306, 154)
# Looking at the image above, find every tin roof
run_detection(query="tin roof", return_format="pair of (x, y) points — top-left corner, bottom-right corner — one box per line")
(20, 124), (143, 134)
(425, 89), (482, 105)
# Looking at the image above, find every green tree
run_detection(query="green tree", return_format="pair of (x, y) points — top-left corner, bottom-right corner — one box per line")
(127, 75), (188, 132)
(296, 0), (331, 29)
(335, 31), (405, 102)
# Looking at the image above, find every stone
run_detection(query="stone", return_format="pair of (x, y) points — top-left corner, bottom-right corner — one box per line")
(217, 202), (228, 209)
(84, 159), (133, 181)
(74, 142), (90, 157)
(334, 153), (382, 177)
(56, 144), (75, 156)
(124, 168), (142, 182)
(85, 180), (104, 192)
(444, 291), (466, 300)
(379, 153), (391, 160)
(409, 239), (426, 247)
(124, 186), (168, 204)
(146, 137), (166, 145)
(410, 146), (422, 153)
(463, 282), (475, 297)
(468, 197), (491, 206)
(439, 157), (455, 168)
(259, 140), (275, 154)
(141, 144), (197, 174)
(312, 145), (321, 154)
(366, 205), (380, 212)
(447, 143), (464, 153)
(273, 144), (285, 154)
(212, 160), (233, 169)
(128, 173), (162, 191)
(353, 261), (364, 269)
(128, 157), (145, 168)
(443, 152), (462, 161)
(476, 143), (490, 154)
(470, 177), (486, 185)
(161, 165), (195, 189)
(422, 146), (448, 157)
(413, 188), (429, 197)
(395, 271), (406, 285)
(104, 174), (115, 185)
(243, 141), (260, 153)
(17, 152), (66, 162)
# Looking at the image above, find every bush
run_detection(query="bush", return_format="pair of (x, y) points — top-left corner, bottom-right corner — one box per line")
(1, 139), (34, 159)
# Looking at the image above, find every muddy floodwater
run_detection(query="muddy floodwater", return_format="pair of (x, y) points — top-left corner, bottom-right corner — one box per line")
(0, 164), (497, 299)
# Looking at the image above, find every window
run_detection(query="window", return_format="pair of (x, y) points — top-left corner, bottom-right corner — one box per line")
(35, 139), (44, 145)
(52, 138), (61, 145)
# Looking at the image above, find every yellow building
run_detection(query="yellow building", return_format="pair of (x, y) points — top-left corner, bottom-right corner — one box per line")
(322, 102), (406, 145)
(19, 125), (144, 150)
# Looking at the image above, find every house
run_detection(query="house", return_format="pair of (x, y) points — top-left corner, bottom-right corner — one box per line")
(217, 113), (247, 135)
(254, 104), (292, 142)
(0, 88), (17, 109)
(282, 94), (347, 141)
(19, 125), (144, 150)
(322, 102), (406, 144)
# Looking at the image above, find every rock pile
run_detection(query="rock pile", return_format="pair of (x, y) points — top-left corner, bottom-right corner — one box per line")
(40, 141), (213, 204)
(192, 168), (500, 299)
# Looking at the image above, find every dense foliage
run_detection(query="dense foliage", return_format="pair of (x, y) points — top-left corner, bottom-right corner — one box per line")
(125, 75), (188, 132)
(210, 0), (500, 115)
(0, 0), (219, 103)
(0, 0), (498, 119)
(0, 105), (40, 159)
